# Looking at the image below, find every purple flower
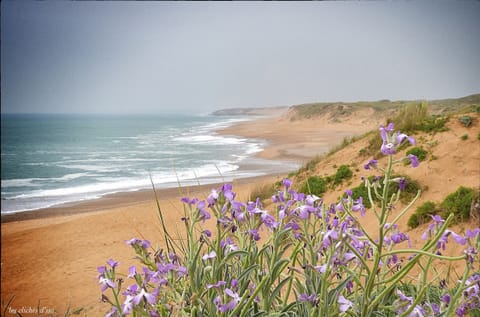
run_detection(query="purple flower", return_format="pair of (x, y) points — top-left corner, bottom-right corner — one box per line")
(222, 183), (236, 202)
(196, 200), (211, 222)
(456, 304), (468, 316)
(202, 250), (217, 261)
(305, 194), (320, 206)
(381, 142), (396, 155)
(97, 265), (106, 277)
(431, 214), (444, 224)
(449, 230), (467, 245)
(297, 205), (312, 220)
(98, 276), (116, 292)
(379, 123), (415, 155)
(441, 294), (451, 305)
(396, 133), (416, 146)
(466, 228), (480, 239)
(338, 295), (353, 312)
(364, 159), (378, 170)
(122, 284), (139, 296)
(177, 265), (187, 277)
(207, 189), (219, 206)
(252, 208), (279, 229)
(127, 266), (136, 278)
(352, 197), (366, 217)
(132, 288), (156, 305)
(314, 264), (327, 273)
(207, 280), (227, 289)
(217, 288), (241, 312)
(248, 229), (261, 241)
(105, 307), (119, 317)
(322, 229), (338, 248)
(399, 178), (407, 191)
(126, 238), (151, 249)
(107, 258), (119, 269)
(298, 293), (316, 303)
(345, 189), (353, 197)
(408, 154), (419, 167)
(203, 229), (212, 237)
(391, 232), (410, 246)
(283, 178), (292, 189)
(181, 196), (198, 205)
(221, 237), (239, 254)
(397, 289), (412, 302)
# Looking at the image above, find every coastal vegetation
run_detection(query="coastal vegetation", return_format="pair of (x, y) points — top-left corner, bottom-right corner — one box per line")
(98, 107), (480, 316)
(408, 186), (478, 229)
(287, 93), (480, 122)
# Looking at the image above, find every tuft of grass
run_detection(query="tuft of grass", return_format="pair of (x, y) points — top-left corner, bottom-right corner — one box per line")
(393, 101), (429, 133)
(250, 182), (277, 202)
(461, 134), (469, 141)
(296, 155), (323, 175)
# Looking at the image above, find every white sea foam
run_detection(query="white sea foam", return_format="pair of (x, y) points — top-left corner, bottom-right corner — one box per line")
(1, 114), (278, 214)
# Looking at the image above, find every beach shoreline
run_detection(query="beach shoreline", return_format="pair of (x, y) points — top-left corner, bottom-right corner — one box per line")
(1, 109), (381, 316)
(0, 174), (285, 223)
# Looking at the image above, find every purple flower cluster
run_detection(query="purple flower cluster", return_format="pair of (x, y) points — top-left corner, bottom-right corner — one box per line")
(455, 273), (480, 316)
(100, 238), (188, 316)
(379, 123), (416, 156)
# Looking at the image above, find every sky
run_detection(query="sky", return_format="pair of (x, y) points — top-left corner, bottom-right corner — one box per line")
(1, 1), (480, 114)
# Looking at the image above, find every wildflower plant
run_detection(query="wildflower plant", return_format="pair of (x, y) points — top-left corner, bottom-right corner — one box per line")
(99, 123), (480, 316)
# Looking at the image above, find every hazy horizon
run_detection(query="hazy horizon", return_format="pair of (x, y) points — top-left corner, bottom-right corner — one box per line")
(2, 1), (480, 114)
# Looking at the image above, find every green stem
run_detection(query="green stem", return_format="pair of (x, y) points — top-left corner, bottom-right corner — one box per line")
(445, 265), (471, 317)
(233, 275), (269, 317)
(361, 155), (393, 317)
(368, 214), (456, 311)
(381, 249), (466, 261)
(386, 189), (421, 230)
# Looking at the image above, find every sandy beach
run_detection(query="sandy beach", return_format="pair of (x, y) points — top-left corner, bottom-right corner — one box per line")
(2, 107), (479, 316)
(1, 109), (373, 316)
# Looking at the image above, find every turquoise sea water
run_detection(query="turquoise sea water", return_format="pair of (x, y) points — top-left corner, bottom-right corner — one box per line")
(1, 113), (295, 214)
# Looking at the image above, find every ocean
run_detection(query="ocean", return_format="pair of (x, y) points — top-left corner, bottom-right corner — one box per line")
(1, 113), (297, 214)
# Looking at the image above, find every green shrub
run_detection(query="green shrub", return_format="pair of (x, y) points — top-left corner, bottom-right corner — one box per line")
(458, 115), (473, 127)
(440, 186), (475, 222)
(408, 201), (437, 229)
(461, 134), (469, 141)
(417, 116), (449, 133)
(406, 147), (428, 161)
(333, 165), (353, 185)
(301, 176), (327, 195)
(478, 132), (480, 141)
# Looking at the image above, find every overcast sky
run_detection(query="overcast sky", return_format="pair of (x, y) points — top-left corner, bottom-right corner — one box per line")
(1, 1), (479, 114)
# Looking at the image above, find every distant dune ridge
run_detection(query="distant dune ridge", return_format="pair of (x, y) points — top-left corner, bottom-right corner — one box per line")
(1, 93), (479, 315)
